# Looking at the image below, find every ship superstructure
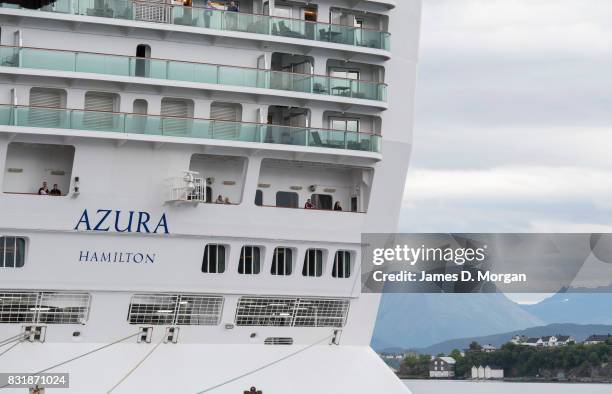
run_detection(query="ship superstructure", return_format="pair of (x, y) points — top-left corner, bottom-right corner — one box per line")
(0, 0), (421, 392)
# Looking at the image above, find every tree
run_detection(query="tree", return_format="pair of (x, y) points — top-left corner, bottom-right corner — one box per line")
(450, 349), (463, 361)
(468, 341), (482, 353)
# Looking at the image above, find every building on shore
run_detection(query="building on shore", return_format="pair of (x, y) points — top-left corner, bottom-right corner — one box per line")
(516, 335), (575, 347)
(584, 334), (611, 345)
(471, 365), (504, 380)
(429, 357), (456, 378)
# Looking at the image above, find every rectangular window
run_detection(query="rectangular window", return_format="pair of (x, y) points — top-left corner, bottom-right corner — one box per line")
(276, 191), (299, 208)
(332, 251), (352, 278)
(83, 91), (119, 130)
(330, 69), (360, 80)
(311, 194), (333, 210)
(28, 87), (66, 128)
(302, 249), (324, 277)
(271, 247), (292, 276)
(235, 297), (350, 327)
(0, 291), (90, 324)
(202, 244), (226, 273)
(0, 237), (25, 268)
(128, 294), (224, 325)
(255, 190), (263, 206)
(238, 246), (261, 275)
(330, 117), (360, 132)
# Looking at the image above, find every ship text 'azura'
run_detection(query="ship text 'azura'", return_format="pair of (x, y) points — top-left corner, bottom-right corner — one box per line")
(74, 209), (169, 234)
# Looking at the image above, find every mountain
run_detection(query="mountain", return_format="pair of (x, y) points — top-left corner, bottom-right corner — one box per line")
(520, 292), (612, 325)
(415, 323), (612, 355)
(371, 293), (543, 350)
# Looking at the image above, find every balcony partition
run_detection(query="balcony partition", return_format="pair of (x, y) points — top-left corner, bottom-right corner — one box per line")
(0, 0), (390, 50)
(0, 105), (381, 153)
(0, 46), (387, 102)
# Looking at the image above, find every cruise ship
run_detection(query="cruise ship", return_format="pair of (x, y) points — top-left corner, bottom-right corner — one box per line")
(0, 0), (421, 392)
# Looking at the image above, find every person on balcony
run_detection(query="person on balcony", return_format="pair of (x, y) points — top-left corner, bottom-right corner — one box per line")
(304, 199), (315, 209)
(37, 181), (49, 195)
(224, 197), (231, 204)
(334, 201), (343, 211)
(216, 195), (224, 204)
(203, 0), (215, 28)
(227, 1), (239, 12)
(226, 1), (240, 30)
(49, 184), (62, 196)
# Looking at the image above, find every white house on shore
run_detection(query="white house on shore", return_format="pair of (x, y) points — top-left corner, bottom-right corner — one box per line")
(471, 365), (504, 380)
(518, 335), (575, 347)
(584, 335), (611, 345)
(429, 357), (456, 378)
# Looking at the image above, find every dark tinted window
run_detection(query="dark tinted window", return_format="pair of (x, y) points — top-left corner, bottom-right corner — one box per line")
(271, 248), (292, 276)
(255, 190), (263, 206)
(332, 251), (351, 278)
(302, 249), (324, 277)
(276, 191), (299, 208)
(312, 194), (333, 210)
(202, 244), (226, 273)
(238, 246), (261, 275)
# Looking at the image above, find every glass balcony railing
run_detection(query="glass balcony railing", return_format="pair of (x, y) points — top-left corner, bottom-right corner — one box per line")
(0, 0), (391, 50)
(0, 105), (381, 153)
(0, 46), (387, 102)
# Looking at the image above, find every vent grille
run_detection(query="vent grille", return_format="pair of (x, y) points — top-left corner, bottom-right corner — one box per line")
(0, 291), (90, 324)
(128, 294), (224, 326)
(235, 297), (349, 328)
(264, 337), (294, 345)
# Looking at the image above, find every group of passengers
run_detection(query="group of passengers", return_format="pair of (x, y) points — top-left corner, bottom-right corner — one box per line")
(204, 0), (239, 12)
(215, 194), (232, 204)
(304, 199), (343, 211)
(37, 181), (62, 196)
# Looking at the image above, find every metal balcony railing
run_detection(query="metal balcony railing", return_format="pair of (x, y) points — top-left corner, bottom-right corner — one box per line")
(0, 105), (382, 153)
(0, 46), (387, 102)
(0, 0), (391, 51)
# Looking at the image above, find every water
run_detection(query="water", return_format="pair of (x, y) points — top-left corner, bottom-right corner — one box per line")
(403, 380), (612, 393)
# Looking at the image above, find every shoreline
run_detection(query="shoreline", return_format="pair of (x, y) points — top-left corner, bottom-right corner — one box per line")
(399, 377), (612, 384)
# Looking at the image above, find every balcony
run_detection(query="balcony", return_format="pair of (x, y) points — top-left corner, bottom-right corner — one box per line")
(0, 105), (381, 153)
(0, 0), (391, 51)
(0, 46), (387, 102)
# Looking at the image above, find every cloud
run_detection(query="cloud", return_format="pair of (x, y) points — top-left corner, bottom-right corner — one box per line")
(422, 0), (612, 56)
(400, 0), (612, 233)
(404, 166), (612, 205)
(416, 0), (612, 129)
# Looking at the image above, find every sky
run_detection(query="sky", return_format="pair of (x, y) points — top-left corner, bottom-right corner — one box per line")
(399, 0), (612, 234)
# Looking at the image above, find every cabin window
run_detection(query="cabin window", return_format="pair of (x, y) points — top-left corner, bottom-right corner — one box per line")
(276, 191), (298, 208)
(210, 101), (242, 139)
(135, 44), (151, 77)
(0, 237), (26, 268)
(311, 194), (333, 210)
(271, 247), (292, 276)
(332, 251), (352, 278)
(238, 246), (261, 275)
(83, 91), (119, 130)
(330, 69), (360, 81)
(330, 118), (359, 132)
(255, 190), (263, 206)
(3, 142), (74, 196)
(302, 249), (324, 277)
(161, 97), (194, 135)
(202, 244), (226, 273)
(28, 87), (67, 128)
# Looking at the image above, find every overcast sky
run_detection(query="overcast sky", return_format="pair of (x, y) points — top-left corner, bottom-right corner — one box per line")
(399, 0), (612, 233)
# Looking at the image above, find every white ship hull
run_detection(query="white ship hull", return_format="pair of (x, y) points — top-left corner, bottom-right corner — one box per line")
(0, 0), (421, 392)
